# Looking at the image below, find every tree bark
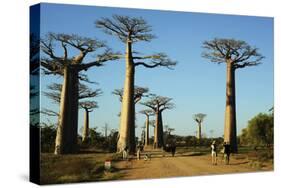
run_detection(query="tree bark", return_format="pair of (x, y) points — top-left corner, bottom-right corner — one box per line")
(224, 61), (238, 153)
(82, 109), (89, 143)
(158, 111), (164, 148)
(154, 111), (159, 148)
(197, 123), (202, 141)
(117, 39), (136, 154)
(145, 115), (150, 146)
(154, 110), (164, 148)
(54, 66), (79, 154)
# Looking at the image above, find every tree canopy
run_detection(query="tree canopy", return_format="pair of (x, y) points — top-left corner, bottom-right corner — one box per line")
(141, 95), (175, 112)
(40, 33), (120, 80)
(202, 38), (264, 69)
(112, 86), (149, 103)
(44, 83), (102, 104)
(193, 113), (207, 124)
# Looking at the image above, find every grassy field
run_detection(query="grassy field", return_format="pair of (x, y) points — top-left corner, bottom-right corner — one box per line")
(40, 151), (123, 184)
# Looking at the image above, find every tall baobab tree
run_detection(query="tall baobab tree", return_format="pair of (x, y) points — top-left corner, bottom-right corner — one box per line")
(80, 101), (98, 143)
(139, 109), (155, 147)
(202, 38), (264, 152)
(141, 95), (174, 148)
(41, 33), (118, 154)
(96, 15), (176, 153)
(193, 113), (207, 141)
(112, 86), (149, 152)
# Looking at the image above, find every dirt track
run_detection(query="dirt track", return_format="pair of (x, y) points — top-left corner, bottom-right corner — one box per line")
(115, 150), (272, 180)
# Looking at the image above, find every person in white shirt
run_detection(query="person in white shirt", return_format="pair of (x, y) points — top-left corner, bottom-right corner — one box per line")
(211, 140), (218, 165)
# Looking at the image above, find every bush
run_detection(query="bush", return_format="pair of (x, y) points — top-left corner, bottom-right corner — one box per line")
(41, 124), (56, 153)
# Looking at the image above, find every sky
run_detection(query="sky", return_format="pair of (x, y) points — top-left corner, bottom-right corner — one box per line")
(36, 3), (274, 138)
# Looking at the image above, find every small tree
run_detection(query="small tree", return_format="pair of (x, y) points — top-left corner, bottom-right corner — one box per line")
(193, 113), (207, 141)
(41, 33), (119, 154)
(80, 101), (98, 143)
(96, 15), (176, 153)
(141, 95), (174, 148)
(202, 38), (264, 152)
(139, 109), (155, 146)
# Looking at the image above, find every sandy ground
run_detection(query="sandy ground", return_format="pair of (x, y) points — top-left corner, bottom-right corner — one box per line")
(114, 149), (272, 180)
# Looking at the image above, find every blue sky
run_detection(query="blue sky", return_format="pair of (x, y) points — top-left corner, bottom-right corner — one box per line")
(38, 3), (273, 138)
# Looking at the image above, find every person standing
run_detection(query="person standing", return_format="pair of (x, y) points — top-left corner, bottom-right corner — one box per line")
(223, 142), (231, 165)
(211, 140), (217, 165)
(137, 145), (141, 160)
(123, 146), (128, 160)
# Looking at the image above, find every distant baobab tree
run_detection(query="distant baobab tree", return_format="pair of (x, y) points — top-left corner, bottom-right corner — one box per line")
(193, 113), (207, 141)
(41, 33), (118, 154)
(139, 109), (155, 146)
(80, 101), (98, 143)
(167, 127), (175, 135)
(44, 83), (102, 104)
(112, 86), (149, 104)
(141, 95), (174, 148)
(202, 38), (264, 152)
(113, 86), (149, 151)
(96, 15), (177, 153)
(102, 123), (109, 139)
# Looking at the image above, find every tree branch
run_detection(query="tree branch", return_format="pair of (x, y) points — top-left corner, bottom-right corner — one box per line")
(134, 53), (177, 69)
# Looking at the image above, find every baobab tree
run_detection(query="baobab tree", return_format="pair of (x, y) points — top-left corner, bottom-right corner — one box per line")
(112, 86), (149, 152)
(41, 33), (118, 154)
(80, 101), (98, 143)
(141, 95), (174, 148)
(112, 86), (149, 104)
(202, 38), (264, 152)
(193, 113), (207, 141)
(96, 15), (176, 153)
(139, 109), (155, 146)
(44, 83), (102, 104)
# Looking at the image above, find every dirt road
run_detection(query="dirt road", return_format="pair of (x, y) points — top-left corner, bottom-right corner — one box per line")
(115, 150), (272, 180)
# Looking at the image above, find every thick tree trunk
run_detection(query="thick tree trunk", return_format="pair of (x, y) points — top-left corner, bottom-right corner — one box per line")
(145, 115), (150, 146)
(224, 61), (238, 153)
(158, 111), (164, 148)
(117, 39), (136, 154)
(54, 66), (79, 154)
(197, 123), (202, 141)
(82, 109), (89, 143)
(154, 110), (164, 148)
(154, 111), (159, 148)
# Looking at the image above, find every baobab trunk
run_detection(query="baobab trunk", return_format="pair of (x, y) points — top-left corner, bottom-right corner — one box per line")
(145, 115), (150, 146)
(154, 111), (164, 148)
(54, 66), (79, 154)
(158, 111), (164, 148)
(154, 111), (159, 148)
(117, 39), (136, 153)
(82, 109), (89, 143)
(197, 123), (202, 141)
(224, 61), (238, 153)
